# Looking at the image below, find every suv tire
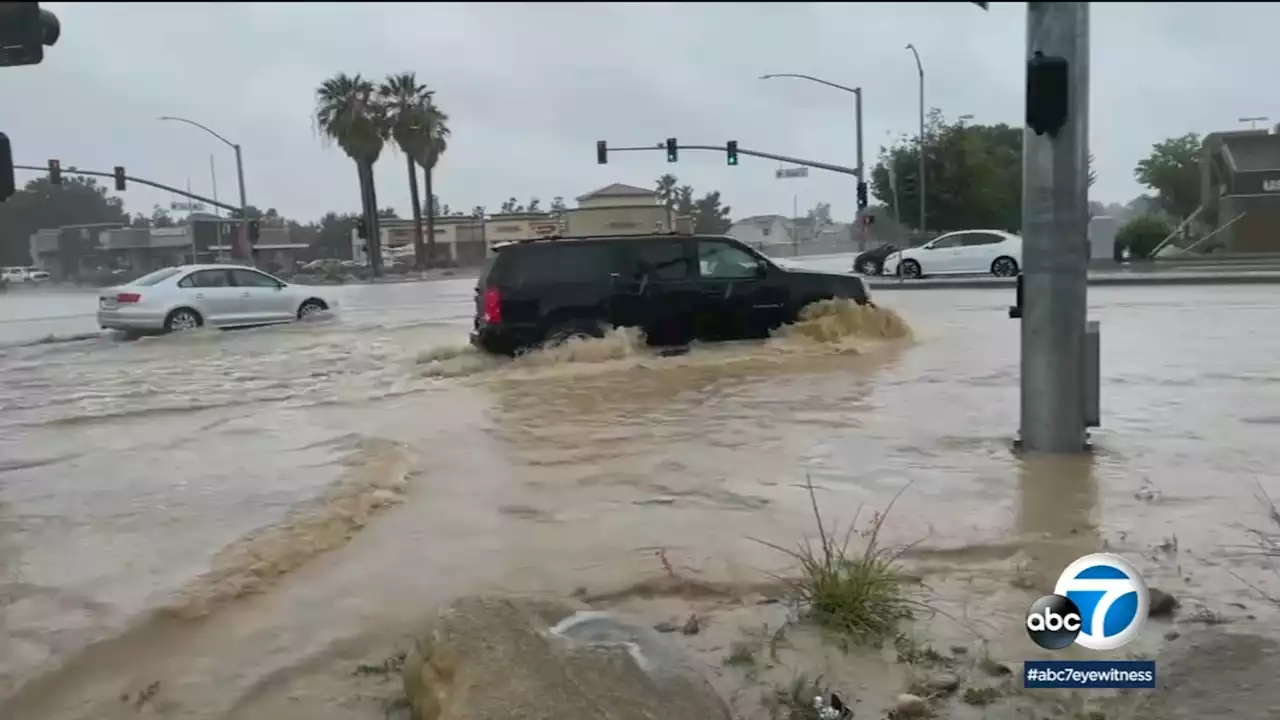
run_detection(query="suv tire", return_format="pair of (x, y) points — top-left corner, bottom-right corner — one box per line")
(544, 319), (607, 348)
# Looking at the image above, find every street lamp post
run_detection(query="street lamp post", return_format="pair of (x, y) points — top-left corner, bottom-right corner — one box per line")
(158, 115), (251, 263)
(1239, 116), (1270, 130)
(905, 44), (925, 233)
(758, 73), (865, 246)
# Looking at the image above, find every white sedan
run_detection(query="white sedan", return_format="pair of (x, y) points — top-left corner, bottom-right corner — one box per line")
(97, 264), (339, 336)
(882, 229), (1022, 279)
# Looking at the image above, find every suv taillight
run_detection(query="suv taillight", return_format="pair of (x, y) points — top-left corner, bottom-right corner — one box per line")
(482, 287), (502, 324)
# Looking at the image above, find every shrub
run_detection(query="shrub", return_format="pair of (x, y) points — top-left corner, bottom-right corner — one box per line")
(753, 477), (914, 643)
(1116, 214), (1174, 260)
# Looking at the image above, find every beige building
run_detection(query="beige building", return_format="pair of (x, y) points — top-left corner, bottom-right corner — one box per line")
(563, 183), (668, 236)
(352, 181), (678, 266)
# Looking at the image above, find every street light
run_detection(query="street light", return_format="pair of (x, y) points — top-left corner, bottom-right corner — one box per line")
(1238, 116), (1270, 130)
(158, 115), (251, 262)
(904, 44), (926, 233)
(758, 73), (866, 233)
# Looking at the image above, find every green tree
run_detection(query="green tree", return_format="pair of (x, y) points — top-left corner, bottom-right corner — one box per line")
(314, 72), (388, 274)
(151, 205), (176, 228)
(0, 176), (127, 265)
(656, 173), (678, 229)
(415, 95), (450, 265)
(807, 201), (833, 226)
(379, 72), (433, 269)
(692, 191), (732, 234)
(549, 196), (567, 216)
(471, 205), (486, 218)
(1134, 132), (1201, 221)
(872, 109), (1098, 233)
(1116, 214), (1173, 260)
(527, 197), (542, 213)
(313, 211), (361, 259)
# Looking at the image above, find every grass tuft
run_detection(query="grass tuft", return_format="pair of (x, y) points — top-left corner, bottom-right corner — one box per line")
(752, 475), (915, 644)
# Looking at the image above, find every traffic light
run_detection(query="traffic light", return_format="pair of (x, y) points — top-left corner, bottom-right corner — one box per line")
(900, 174), (916, 197)
(856, 181), (868, 210)
(666, 138), (678, 163)
(48, 158), (61, 185)
(596, 140), (608, 165)
(0, 3), (61, 67)
(113, 166), (127, 192)
(356, 218), (368, 240)
(249, 220), (261, 244)
(0, 132), (13, 203)
(726, 141), (738, 166)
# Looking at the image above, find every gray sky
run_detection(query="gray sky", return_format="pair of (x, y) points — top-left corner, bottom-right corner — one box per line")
(4, 2), (1275, 224)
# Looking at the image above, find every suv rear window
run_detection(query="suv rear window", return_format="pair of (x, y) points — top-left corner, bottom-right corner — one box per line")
(489, 242), (617, 285)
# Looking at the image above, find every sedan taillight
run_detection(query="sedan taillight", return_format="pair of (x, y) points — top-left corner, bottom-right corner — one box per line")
(116, 292), (141, 304)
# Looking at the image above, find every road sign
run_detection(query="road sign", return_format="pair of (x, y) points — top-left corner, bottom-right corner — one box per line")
(775, 167), (809, 179)
(170, 201), (206, 212)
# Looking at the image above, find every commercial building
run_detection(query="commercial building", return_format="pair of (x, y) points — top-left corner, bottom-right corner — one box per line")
(27, 216), (308, 278)
(351, 182), (671, 264)
(1200, 126), (1280, 252)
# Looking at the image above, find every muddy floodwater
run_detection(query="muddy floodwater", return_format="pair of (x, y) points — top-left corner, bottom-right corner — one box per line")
(2, 269), (1279, 719)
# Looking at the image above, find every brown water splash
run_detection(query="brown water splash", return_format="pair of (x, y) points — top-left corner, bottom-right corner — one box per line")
(161, 437), (415, 620)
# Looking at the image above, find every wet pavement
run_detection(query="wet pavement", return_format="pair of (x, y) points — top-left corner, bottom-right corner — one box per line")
(1, 264), (1279, 718)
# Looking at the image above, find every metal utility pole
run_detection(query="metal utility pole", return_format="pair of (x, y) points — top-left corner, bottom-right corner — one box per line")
(758, 74), (865, 236)
(158, 115), (251, 262)
(1238, 116), (1270, 130)
(905, 44), (926, 232)
(1021, 2), (1091, 453)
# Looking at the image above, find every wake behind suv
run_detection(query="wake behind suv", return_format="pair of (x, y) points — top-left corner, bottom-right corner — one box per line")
(470, 233), (872, 356)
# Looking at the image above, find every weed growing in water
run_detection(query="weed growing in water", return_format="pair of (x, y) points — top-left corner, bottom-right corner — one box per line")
(752, 476), (915, 644)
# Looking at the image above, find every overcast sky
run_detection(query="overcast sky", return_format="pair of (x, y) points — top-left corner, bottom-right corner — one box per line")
(3, 2), (1275, 224)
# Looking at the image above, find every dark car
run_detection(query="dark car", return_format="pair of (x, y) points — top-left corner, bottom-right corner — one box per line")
(470, 233), (873, 356)
(852, 244), (899, 276)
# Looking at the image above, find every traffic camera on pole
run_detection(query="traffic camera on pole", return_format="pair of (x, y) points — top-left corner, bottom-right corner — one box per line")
(48, 158), (61, 185)
(665, 138), (678, 162)
(0, 2), (61, 67)
(726, 141), (739, 166)
(113, 166), (127, 192)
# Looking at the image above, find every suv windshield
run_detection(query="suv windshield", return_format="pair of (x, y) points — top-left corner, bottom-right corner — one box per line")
(130, 267), (183, 286)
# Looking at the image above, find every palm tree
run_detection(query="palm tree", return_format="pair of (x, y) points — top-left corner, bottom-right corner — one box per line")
(416, 97), (451, 264)
(379, 72), (433, 270)
(315, 73), (388, 275)
(656, 173), (678, 230)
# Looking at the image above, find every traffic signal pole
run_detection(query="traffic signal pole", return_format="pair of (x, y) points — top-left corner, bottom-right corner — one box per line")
(13, 164), (239, 213)
(601, 143), (862, 178)
(1020, 2), (1092, 453)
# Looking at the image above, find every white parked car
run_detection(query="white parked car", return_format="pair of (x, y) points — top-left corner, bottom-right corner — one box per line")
(881, 230), (1022, 279)
(2, 266), (51, 283)
(97, 264), (339, 336)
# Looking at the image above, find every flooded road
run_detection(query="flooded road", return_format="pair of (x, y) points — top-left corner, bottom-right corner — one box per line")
(2, 269), (1279, 718)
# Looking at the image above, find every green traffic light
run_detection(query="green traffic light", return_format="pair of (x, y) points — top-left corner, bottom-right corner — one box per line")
(728, 156), (738, 166)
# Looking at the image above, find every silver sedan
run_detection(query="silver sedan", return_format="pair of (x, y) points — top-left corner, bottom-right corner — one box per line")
(97, 264), (339, 335)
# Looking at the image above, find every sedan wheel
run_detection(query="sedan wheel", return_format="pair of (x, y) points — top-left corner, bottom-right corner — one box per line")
(901, 259), (922, 279)
(991, 256), (1019, 277)
(856, 259), (881, 276)
(298, 300), (327, 319)
(165, 309), (202, 332)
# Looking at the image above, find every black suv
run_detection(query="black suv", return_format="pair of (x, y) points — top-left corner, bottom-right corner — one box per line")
(470, 233), (872, 355)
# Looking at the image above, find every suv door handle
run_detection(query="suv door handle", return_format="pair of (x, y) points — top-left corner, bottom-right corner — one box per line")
(241, 292), (252, 297)
(195, 293), (205, 299)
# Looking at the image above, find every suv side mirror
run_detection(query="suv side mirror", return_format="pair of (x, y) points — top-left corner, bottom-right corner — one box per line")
(755, 260), (769, 278)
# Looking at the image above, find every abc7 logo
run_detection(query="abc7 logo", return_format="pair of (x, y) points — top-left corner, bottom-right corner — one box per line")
(1025, 594), (1084, 650)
